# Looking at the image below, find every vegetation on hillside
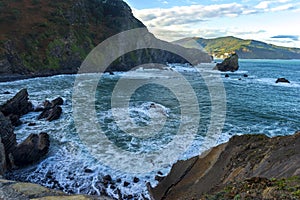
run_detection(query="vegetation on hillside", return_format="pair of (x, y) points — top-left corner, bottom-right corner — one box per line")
(0, 0), (144, 74)
(175, 36), (300, 59)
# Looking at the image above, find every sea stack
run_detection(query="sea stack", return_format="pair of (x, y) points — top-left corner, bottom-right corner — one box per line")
(213, 53), (239, 72)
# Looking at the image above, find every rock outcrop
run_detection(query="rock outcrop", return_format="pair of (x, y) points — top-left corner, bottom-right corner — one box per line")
(0, 89), (52, 174)
(0, 111), (50, 171)
(0, 179), (113, 200)
(213, 53), (239, 72)
(149, 131), (300, 200)
(276, 77), (290, 83)
(0, 88), (33, 126)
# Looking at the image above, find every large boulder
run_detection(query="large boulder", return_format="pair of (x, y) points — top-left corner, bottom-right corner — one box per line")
(149, 131), (300, 199)
(0, 89), (33, 126)
(38, 105), (62, 121)
(11, 132), (50, 167)
(0, 111), (50, 169)
(213, 53), (239, 72)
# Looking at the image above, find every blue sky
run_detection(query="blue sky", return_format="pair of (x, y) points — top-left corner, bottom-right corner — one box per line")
(124, 0), (300, 48)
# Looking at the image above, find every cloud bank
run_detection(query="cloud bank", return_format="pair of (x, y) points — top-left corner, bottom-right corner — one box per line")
(131, 0), (300, 47)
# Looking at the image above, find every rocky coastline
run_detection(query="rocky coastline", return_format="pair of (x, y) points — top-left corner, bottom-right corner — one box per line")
(149, 131), (300, 200)
(0, 90), (298, 199)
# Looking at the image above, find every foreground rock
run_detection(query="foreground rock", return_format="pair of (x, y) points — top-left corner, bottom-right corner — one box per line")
(213, 53), (239, 72)
(0, 179), (113, 200)
(149, 131), (300, 199)
(276, 77), (290, 83)
(0, 112), (50, 171)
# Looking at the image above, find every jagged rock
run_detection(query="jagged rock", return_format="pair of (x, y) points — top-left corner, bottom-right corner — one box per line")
(38, 105), (62, 121)
(0, 88), (33, 126)
(276, 78), (290, 83)
(0, 112), (16, 157)
(0, 138), (7, 175)
(11, 132), (50, 167)
(213, 53), (239, 72)
(149, 131), (300, 200)
(51, 97), (64, 107)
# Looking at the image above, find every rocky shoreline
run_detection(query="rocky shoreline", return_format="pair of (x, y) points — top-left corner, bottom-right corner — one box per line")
(0, 89), (299, 199)
(149, 131), (300, 199)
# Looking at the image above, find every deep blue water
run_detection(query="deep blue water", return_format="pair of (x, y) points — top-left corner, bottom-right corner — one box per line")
(0, 59), (299, 199)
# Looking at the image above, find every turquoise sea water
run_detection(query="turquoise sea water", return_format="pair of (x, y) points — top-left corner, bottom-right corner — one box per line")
(0, 59), (299, 199)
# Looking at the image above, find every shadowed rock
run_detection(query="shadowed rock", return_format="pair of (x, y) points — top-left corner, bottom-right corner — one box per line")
(11, 132), (50, 167)
(0, 112), (16, 156)
(38, 105), (62, 121)
(276, 78), (290, 83)
(213, 53), (239, 72)
(0, 89), (33, 126)
(51, 97), (64, 107)
(149, 131), (300, 200)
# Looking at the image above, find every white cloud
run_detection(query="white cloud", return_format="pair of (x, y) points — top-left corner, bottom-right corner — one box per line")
(130, 1), (300, 47)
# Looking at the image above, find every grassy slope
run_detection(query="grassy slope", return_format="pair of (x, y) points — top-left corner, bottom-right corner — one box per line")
(176, 36), (300, 59)
(0, 0), (144, 73)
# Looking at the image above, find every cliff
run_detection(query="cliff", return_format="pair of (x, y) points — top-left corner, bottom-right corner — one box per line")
(149, 131), (300, 199)
(174, 36), (300, 59)
(0, 0), (211, 80)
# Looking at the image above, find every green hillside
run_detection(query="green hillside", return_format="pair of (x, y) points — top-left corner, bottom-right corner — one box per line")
(174, 36), (300, 59)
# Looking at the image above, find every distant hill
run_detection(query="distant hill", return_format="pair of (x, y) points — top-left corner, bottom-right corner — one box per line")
(174, 36), (300, 59)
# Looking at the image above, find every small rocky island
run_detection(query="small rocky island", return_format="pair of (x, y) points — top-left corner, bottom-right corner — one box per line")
(213, 53), (239, 72)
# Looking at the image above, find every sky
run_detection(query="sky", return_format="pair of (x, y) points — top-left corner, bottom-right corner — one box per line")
(124, 0), (300, 48)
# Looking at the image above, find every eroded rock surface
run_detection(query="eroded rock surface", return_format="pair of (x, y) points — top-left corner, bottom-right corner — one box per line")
(213, 53), (239, 72)
(149, 131), (300, 199)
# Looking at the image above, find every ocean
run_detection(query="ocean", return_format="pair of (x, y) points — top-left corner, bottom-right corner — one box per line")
(0, 59), (299, 199)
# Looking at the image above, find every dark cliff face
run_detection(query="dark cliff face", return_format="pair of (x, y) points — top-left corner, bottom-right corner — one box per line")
(0, 0), (211, 77)
(0, 0), (144, 75)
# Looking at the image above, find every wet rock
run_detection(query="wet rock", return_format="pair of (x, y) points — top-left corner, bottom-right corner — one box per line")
(123, 181), (130, 187)
(0, 88), (33, 117)
(11, 132), (50, 167)
(155, 175), (164, 182)
(51, 97), (64, 107)
(84, 168), (93, 173)
(276, 78), (290, 83)
(28, 122), (36, 126)
(103, 175), (112, 182)
(0, 89), (33, 126)
(157, 171), (163, 176)
(0, 137), (7, 175)
(243, 74), (248, 77)
(213, 53), (239, 72)
(116, 178), (122, 183)
(0, 112), (16, 156)
(38, 105), (62, 121)
(133, 177), (140, 183)
(225, 74), (229, 78)
(7, 114), (22, 126)
(3, 91), (11, 94)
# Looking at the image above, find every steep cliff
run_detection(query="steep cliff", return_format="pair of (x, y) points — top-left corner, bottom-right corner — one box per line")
(0, 0), (211, 79)
(149, 131), (300, 199)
